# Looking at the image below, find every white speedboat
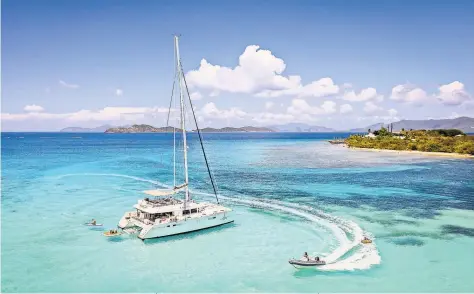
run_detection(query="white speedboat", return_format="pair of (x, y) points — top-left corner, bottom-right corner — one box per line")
(118, 36), (233, 240)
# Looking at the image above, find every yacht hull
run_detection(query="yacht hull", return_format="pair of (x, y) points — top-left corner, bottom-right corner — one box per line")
(139, 211), (233, 240)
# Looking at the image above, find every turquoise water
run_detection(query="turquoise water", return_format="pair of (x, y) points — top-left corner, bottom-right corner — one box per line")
(2, 132), (474, 292)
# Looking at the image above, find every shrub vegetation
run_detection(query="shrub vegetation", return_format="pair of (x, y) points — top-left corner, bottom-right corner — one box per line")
(345, 128), (474, 155)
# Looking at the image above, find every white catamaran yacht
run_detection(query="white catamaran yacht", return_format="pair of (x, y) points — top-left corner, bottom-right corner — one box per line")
(118, 36), (233, 240)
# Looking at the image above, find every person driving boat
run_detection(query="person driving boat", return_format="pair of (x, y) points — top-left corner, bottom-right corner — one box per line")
(303, 252), (309, 261)
(91, 219), (96, 225)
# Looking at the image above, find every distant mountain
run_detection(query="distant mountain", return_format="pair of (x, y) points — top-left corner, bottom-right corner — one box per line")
(349, 123), (385, 133)
(350, 117), (474, 133)
(60, 125), (115, 133)
(197, 126), (274, 133)
(104, 125), (273, 133)
(268, 123), (336, 132)
(105, 125), (182, 133)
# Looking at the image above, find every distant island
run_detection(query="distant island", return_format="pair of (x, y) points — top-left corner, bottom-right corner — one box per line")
(104, 124), (273, 133)
(345, 127), (474, 156)
(105, 125), (182, 133)
(60, 125), (116, 133)
(60, 116), (474, 134)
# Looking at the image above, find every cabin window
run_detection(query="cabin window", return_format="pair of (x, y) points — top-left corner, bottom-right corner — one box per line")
(191, 208), (197, 214)
(183, 210), (190, 215)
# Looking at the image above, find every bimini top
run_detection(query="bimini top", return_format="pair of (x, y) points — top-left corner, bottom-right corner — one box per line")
(142, 183), (188, 197)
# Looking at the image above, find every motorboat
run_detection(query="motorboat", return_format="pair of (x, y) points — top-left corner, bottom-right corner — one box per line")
(289, 256), (326, 268)
(361, 237), (372, 244)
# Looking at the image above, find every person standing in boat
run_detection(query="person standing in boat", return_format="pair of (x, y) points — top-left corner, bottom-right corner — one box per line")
(303, 252), (309, 261)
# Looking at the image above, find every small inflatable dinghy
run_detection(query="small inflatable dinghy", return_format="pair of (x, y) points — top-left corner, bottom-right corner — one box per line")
(103, 231), (122, 237)
(361, 238), (372, 244)
(84, 223), (103, 226)
(289, 258), (326, 268)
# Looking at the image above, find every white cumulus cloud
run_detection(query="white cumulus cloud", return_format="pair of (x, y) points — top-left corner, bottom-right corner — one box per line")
(390, 84), (427, 105)
(388, 108), (398, 117)
(436, 81), (471, 106)
(252, 112), (295, 124)
(24, 104), (45, 112)
(363, 101), (383, 114)
(342, 83), (353, 89)
(343, 87), (383, 102)
(200, 103), (247, 120)
(265, 102), (274, 110)
(339, 104), (353, 114)
(190, 92), (203, 100)
(288, 99), (337, 116)
(186, 45), (339, 98)
(209, 90), (220, 97)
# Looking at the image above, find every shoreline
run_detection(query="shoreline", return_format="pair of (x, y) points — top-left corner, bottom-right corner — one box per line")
(342, 145), (474, 159)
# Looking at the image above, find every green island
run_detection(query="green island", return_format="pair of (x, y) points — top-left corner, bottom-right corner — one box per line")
(345, 128), (474, 155)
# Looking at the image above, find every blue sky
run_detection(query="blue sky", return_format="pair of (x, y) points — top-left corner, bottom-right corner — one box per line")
(2, 0), (473, 131)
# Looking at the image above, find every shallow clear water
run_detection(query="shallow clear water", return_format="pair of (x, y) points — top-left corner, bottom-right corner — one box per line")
(2, 132), (474, 292)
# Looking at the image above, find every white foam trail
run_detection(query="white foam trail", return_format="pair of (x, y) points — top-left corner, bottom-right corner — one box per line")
(54, 173), (160, 185)
(191, 191), (381, 271)
(261, 200), (382, 270)
(55, 173), (381, 271)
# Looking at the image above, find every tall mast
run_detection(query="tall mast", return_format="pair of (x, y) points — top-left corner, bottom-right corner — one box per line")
(174, 35), (190, 203)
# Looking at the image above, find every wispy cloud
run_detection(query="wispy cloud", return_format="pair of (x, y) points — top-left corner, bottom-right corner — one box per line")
(24, 104), (45, 112)
(115, 88), (123, 96)
(190, 92), (202, 100)
(59, 80), (79, 89)
(2, 106), (170, 122)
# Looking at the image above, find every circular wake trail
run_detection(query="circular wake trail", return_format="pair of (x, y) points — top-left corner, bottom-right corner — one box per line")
(212, 196), (381, 271)
(55, 173), (381, 271)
